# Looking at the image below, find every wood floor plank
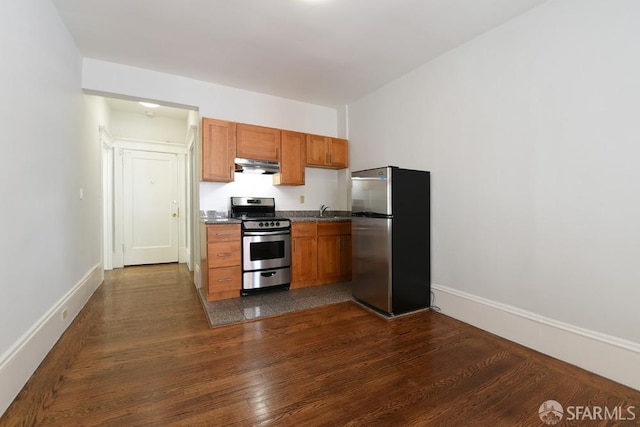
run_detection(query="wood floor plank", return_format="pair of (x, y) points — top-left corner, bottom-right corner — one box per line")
(1, 263), (639, 426)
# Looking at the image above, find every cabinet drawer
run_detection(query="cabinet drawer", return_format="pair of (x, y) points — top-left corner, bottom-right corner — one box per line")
(207, 224), (240, 242)
(317, 221), (351, 236)
(208, 267), (241, 292)
(292, 222), (317, 237)
(207, 242), (241, 268)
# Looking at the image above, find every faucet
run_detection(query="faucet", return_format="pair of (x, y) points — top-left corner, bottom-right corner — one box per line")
(319, 204), (330, 217)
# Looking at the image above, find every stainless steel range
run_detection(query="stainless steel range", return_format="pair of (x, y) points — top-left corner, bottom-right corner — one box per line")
(230, 197), (291, 295)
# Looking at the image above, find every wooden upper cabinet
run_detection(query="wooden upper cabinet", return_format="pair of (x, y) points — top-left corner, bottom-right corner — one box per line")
(291, 223), (318, 286)
(306, 134), (349, 169)
(236, 123), (281, 162)
(306, 134), (328, 167)
(274, 130), (305, 186)
(202, 118), (236, 182)
(328, 138), (348, 168)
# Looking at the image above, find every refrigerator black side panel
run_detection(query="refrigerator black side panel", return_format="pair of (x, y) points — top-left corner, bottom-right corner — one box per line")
(391, 168), (430, 314)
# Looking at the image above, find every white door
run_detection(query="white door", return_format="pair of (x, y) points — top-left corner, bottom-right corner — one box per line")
(123, 150), (179, 265)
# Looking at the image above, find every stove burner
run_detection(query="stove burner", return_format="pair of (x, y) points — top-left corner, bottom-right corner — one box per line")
(230, 196), (291, 230)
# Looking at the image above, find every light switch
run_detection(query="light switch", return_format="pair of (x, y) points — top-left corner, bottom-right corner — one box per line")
(79, 187), (84, 200)
(299, 195), (305, 204)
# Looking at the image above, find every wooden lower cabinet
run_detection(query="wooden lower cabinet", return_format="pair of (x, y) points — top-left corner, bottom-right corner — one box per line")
(317, 222), (352, 282)
(202, 221), (349, 296)
(201, 223), (242, 301)
(291, 221), (351, 288)
(291, 223), (318, 288)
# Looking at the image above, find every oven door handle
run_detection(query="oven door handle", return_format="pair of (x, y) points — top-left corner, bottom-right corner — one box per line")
(261, 271), (277, 277)
(243, 230), (290, 236)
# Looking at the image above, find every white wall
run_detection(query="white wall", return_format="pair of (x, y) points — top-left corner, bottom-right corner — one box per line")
(110, 110), (188, 144)
(0, 0), (106, 415)
(348, 0), (640, 388)
(82, 59), (348, 212)
(83, 59), (339, 136)
(199, 168), (343, 212)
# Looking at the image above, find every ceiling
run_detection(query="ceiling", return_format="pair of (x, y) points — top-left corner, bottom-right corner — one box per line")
(52, 0), (547, 107)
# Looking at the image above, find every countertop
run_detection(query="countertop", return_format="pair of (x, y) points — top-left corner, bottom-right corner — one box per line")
(201, 210), (351, 224)
(286, 216), (351, 223)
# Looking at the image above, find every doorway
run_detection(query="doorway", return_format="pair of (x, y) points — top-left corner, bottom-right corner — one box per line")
(101, 97), (198, 270)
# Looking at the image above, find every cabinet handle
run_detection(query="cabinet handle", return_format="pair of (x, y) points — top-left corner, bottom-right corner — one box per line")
(216, 232), (232, 236)
(293, 240), (296, 252)
(217, 278), (233, 283)
(276, 147), (280, 160)
(326, 153), (330, 164)
(217, 253), (232, 257)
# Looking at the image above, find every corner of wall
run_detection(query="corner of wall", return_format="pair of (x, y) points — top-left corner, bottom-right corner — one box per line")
(0, 264), (103, 416)
(432, 284), (640, 391)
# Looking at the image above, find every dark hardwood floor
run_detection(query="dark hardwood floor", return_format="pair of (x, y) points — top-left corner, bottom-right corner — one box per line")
(2, 264), (639, 426)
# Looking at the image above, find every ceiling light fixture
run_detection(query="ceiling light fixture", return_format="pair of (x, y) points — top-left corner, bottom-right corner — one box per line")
(139, 101), (160, 108)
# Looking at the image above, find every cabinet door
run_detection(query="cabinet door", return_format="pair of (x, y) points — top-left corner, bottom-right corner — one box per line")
(328, 138), (349, 168)
(274, 130), (305, 186)
(317, 235), (341, 279)
(236, 123), (281, 161)
(292, 236), (318, 282)
(317, 222), (352, 281)
(305, 134), (329, 167)
(339, 235), (352, 277)
(202, 118), (236, 182)
(306, 134), (349, 169)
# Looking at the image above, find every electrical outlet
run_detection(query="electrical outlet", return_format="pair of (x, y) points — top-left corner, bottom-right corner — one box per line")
(62, 308), (68, 320)
(300, 195), (305, 204)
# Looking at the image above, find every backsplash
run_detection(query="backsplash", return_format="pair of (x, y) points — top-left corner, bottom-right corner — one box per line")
(277, 210), (351, 218)
(199, 168), (351, 212)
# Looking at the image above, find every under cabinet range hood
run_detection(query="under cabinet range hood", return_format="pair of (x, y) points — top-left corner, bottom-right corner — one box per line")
(234, 158), (280, 174)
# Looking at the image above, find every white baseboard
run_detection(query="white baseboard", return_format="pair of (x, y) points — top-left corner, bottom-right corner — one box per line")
(185, 247), (192, 271)
(432, 284), (640, 391)
(194, 263), (201, 289)
(0, 263), (104, 416)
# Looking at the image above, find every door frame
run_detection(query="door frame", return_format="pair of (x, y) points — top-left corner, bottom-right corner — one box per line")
(185, 124), (198, 271)
(111, 138), (188, 269)
(100, 126), (115, 270)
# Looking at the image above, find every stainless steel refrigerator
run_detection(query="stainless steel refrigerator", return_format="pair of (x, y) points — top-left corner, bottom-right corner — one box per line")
(351, 166), (430, 315)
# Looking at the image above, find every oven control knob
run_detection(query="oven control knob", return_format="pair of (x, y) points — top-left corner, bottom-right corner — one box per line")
(259, 222), (264, 227)
(276, 221), (280, 226)
(270, 221), (275, 226)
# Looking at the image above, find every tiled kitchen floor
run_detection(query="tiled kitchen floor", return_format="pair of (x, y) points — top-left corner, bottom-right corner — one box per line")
(198, 282), (353, 328)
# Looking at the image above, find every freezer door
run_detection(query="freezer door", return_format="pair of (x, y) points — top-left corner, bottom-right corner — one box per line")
(351, 167), (392, 215)
(351, 216), (392, 313)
